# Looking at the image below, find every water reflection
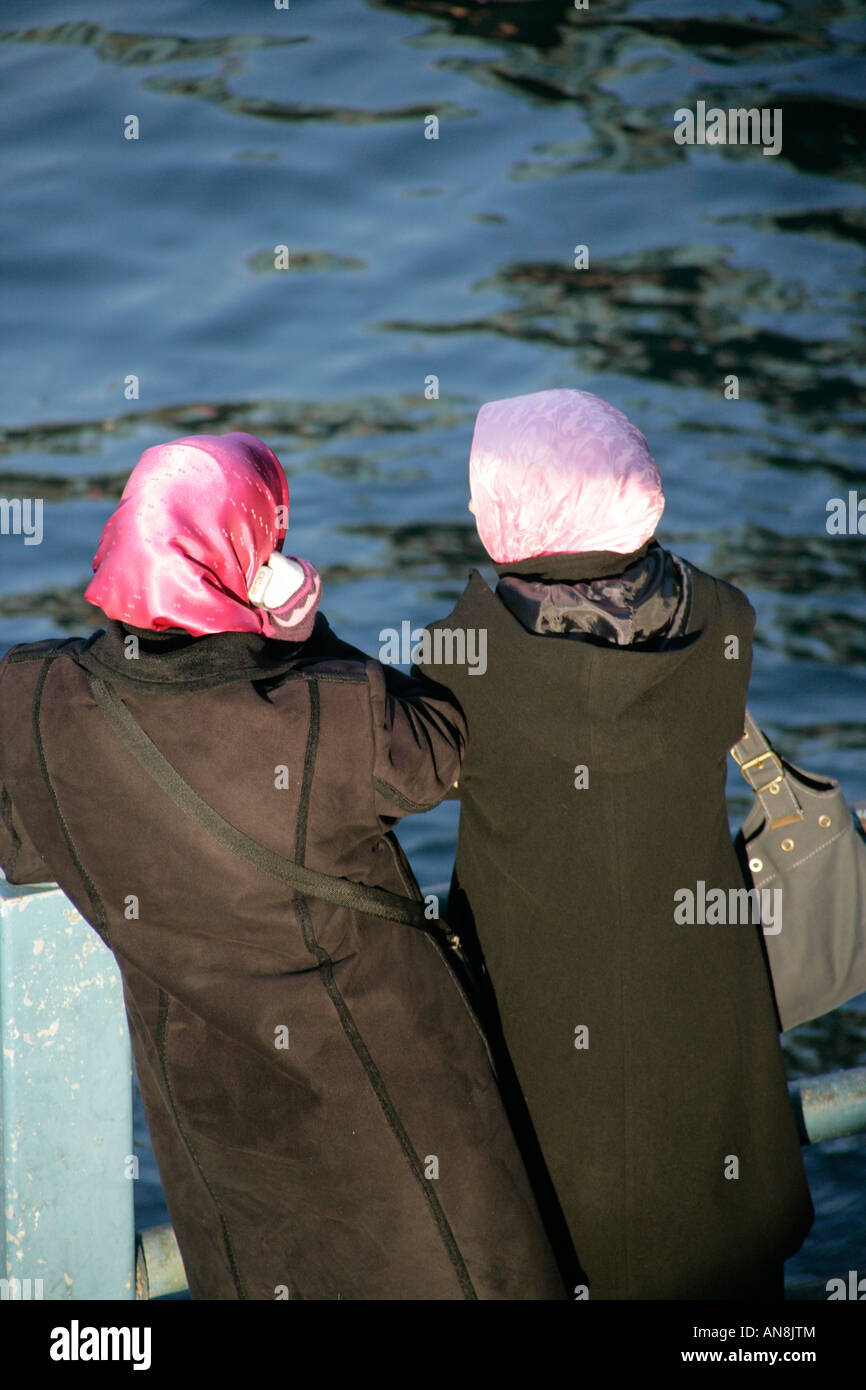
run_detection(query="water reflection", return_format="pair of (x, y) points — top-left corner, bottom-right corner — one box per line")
(0, 393), (460, 466)
(386, 248), (866, 422)
(0, 21), (302, 65)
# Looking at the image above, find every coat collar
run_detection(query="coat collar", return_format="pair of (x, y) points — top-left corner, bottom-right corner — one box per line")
(492, 540), (653, 583)
(71, 612), (333, 693)
(443, 557), (711, 681)
(495, 545), (691, 648)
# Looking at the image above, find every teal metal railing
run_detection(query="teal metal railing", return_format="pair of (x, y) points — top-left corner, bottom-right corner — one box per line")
(2, 871), (865, 1300)
(0, 873), (134, 1300)
(789, 1066), (866, 1146)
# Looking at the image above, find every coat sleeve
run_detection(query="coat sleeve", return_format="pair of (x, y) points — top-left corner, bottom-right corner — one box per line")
(0, 652), (55, 884)
(0, 785), (54, 885)
(366, 660), (466, 820)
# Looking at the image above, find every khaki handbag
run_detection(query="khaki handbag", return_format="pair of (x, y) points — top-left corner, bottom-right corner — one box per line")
(732, 710), (866, 1031)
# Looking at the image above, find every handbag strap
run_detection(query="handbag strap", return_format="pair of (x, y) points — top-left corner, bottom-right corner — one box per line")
(731, 708), (805, 829)
(87, 674), (434, 932)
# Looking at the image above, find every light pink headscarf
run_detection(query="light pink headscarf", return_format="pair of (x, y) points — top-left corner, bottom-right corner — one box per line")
(84, 432), (320, 639)
(469, 389), (665, 563)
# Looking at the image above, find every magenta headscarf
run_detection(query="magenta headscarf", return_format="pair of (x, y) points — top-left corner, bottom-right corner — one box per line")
(469, 389), (665, 564)
(84, 432), (318, 639)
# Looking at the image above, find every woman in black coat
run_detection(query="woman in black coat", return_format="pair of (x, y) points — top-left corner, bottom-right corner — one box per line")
(0, 431), (565, 1300)
(417, 389), (814, 1301)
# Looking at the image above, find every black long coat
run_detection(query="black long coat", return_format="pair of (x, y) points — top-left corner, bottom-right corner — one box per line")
(417, 551), (814, 1300)
(0, 615), (565, 1300)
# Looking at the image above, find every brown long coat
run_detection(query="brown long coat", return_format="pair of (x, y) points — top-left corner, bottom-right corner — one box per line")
(0, 616), (565, 1300)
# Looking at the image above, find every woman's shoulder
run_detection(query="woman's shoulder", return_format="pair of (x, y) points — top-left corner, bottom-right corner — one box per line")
(670, 552), (756, 629)
(0, 637), (90, 692)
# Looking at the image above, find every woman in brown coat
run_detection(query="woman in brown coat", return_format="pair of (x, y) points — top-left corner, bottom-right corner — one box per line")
(0, 431), (565, 1300)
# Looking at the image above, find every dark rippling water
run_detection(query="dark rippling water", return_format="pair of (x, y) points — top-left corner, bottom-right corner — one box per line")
(1, 0), (864, 1299)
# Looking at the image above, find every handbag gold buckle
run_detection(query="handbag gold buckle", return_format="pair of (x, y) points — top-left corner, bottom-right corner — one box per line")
(735, 749), (784, 794)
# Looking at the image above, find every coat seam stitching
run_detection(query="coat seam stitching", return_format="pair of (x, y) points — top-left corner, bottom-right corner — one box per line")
(156, 990), (249, 1300)
(298, 678), (478, 1300)
(373, 775), (437, 813)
